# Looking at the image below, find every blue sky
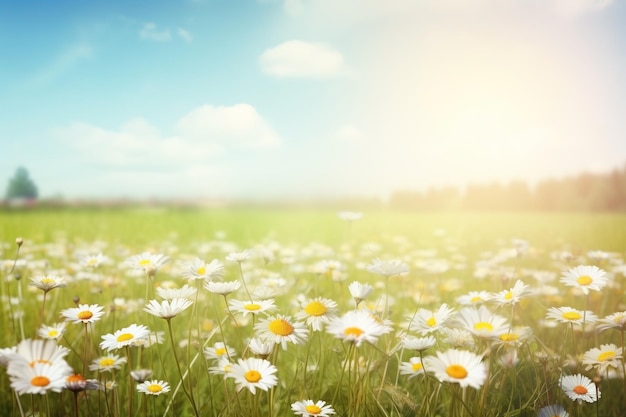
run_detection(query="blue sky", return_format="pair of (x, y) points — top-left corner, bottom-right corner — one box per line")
(2, 0), (626, 201)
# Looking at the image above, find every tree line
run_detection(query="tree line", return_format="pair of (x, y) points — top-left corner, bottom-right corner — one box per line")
(389, 163), (626, 212)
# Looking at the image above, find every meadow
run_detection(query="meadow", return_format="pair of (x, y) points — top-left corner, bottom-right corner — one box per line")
(1, 208), (625, 417)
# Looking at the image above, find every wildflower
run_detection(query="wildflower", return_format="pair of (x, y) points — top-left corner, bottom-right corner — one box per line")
(453, 306), (509, 339)
(89, 354), (127, 373)
(295, 297), (338, 331)
(204, 280), (241, 296)
(137, 379), (171, 396)
(254, 315), (309, 350)
(182, 258), (221, 280)
(366, 258), (409, 278)
(546, 307), (597, 326)
(440, 328), (475, 349)
(560, 374), (600, 403)
(582, 344), (622, 373)
(226, 250), (251, 262)
(348, 281), (373, 305)
(409, 303), (455, 334)
(399, 357), (425, 379)
(228, 299), (277, 316)
(312, 260), (345, 281)
(208, 357), (232, 378)
(423, 349), (487, 389)
(401, 335), (436, 352)
(144, 298), (192, 319)
(326, 310), (392, 347)
(130, 369), (153, 383)
(229, 357), (278, 394)
(291, 399), (336, 416)
(494, 327), (533, 347)
(30, 275), (66, 293)
(38, 323), (67, 341)
(247, 337), (274, 359)
(66, 374), (100, 392)
(497, 348), (519, 368)
(100, 324), (150, 351)
(126, 252), (169, 276)
(596, 311), (626, 332)
(538, 405), (569, 417)
(560, 265), (608, 295)
(204, 342), (236, 361)
(80, 253), (108, 269)
(156, 284), (197, 300)
(491, 280), (530, 306)
(7, 339), (72, 373)
(456, 290), (492, 306)
(8, 361), (71, 395)
(61, 304), (105, 324)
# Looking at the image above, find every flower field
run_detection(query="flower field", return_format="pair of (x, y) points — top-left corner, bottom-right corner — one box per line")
(1, 208), (626, 417)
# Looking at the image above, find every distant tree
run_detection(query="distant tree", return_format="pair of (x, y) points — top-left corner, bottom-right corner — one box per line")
(5, 167), (38, 200)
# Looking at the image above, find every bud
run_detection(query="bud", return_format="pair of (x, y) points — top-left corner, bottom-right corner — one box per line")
(15, 237), (23, 248)
(73, 296), (80, 305)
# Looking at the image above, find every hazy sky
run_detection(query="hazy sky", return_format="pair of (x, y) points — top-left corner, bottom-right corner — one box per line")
(1, 0), (625, 200)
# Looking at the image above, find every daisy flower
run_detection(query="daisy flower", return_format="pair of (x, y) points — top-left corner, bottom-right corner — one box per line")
(226, 250), (251, 263)
(423, 349), (487, 389)
(8, 361), (71, 395)
(100, 324), (150, 351)
(491, 280), (530, 306)
(61, 304), (105, 324)
(582, 344), (622, 373)
(254, 315), (309, 350)
(399, 357), (425, 379)
(453, 305), (509, 339)
(137, 379), (171, 396)
(348, 281), (373, 305)
(247, 337), (275, 359)
(401, 335), (436, 352)
(156, 284), (197, 300)
(228, 299), (277, 317)
(37, 322), (67, 341)
(204, 280), (241, 296)
(144, 298), (193, 319)
(366, 258), (409, 278)
(130, 369), (153, 383)
(546, 307), (597, 326)
(494, 326), (533, 347)
(65, 374), (100, 392)
(291, 399), (336, 416)
(182, 258), (224, 281)
(7, 339), (71, 373)
(89, 354), (128, 373)
(409, 303), (455, 334)
(560, 265), (608, 295)
(208, 357), (232, 379)
(295, 297), (338, 332)
(326, 310), (392, 347)
(440, 328), (475, 349)
(228, 357), (278, 394)
(125, 252), (169, 275)
(30, 275), (66, 293)
(456, 290), (492, 306)
(560, 374), (600, 403)
(80, 253), (108, 269)
(204, 342), (236, 361)
(596, 311), (626, 332)
(538, 404), (569, 417)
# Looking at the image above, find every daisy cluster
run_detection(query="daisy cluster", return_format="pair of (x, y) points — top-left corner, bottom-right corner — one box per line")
(0, 222), (625, 417)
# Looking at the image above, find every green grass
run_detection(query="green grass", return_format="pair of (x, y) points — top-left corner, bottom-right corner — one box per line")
(0, 208), (625, 417)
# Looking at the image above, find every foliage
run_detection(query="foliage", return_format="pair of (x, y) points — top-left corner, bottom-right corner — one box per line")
(5, 166), (38, 200)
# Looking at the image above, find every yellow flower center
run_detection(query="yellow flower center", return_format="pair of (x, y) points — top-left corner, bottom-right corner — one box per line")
(148, 384), (163, 393)
(562, 311), (582, 321)
(597, 351), (616, 362)
(305, 405), (322, 414)
(344, 327), (364, 337)
(474, 322), (493, 332)
(499, 333), (520, 342)
(305, 301), (327, 316)
(139, 259), (151, 266)
(197, 266), (206, 275)
(67, 374), (84, 383)
(244, 370), (262, 383)
(446, 364), (468, 379)
(412, 362), (423, 372)
(41, 277), (55, 284)
(470, 296), (482, 303)
(100, 358), (115, 367)
(87, 258), (98, 266)
(244, 303), (261, 311)
(577, 275), (592, 286)
(29, 359), (51, 367)
(116, 333), (134, 342)
(504, 291), (513, 300)
(426, 317), (437, 327)
(573, 385), (588, 395)
(269, 318), (294, 336)
(614, 314), (625, 323)
(48, 330), (59, 337)
(31, 376), (50, 387)
(215, 348), (227, 356)
(78, 311), (93, 320)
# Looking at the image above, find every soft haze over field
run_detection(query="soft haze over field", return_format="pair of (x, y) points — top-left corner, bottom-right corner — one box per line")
(1, 0), (626, 200)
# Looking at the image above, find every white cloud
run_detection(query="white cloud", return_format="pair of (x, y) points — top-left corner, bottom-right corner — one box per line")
(56, 104), (280, 171)
(139, 23), (172, 42)
(259, 40), (346, 78)
(30, 43), (93, 85)
(177, 28), (193, 42)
